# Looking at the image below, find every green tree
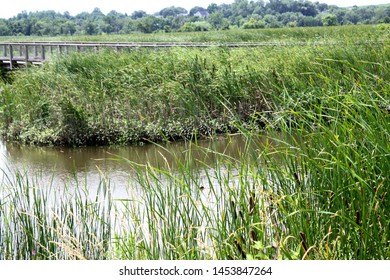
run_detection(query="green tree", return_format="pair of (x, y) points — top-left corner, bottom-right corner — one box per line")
(136, 16), (164, 33)
(159, 6), (187, 18)
(63, 21), (77, 35)
(207, 3), (219, 14)
(242, 17), (265, 29)
(103, 10), (125, 33)
(278, 12), (299, 26)
(207, 11), (230, 29)
(180, 22), (195, 32)
(131, 10), (147, 20)
(0, 19), (10, 35)
(322, 13), (337, 26)
(91, 8), (104, 19)
(180, 21), (211, 32)
(231, 0), (255, 18)
(333, 9), (347, 25)
(0, 1), (388, 36)
(373, 6), (390, 23)
(122, 18), (137, 33)
(299, 1), (318, 17)
(165, 15), (187, 31)
(345, 10), (360, 25)
(298, 16), (321, 27)
(189, 6), (208, 16)
(253, 0), (266, 16)
(84, 20), (98, 35)
(207, 11), (224, 29)
(266, 0), (289, 14)
(263, 14), (281, 28)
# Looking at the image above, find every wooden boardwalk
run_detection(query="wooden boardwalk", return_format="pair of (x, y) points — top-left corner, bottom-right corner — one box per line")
(0, 42), (186, 70)
(1, 41), (280, 70)
(0, 40), (384, 70)
(0, 42), (216, 69)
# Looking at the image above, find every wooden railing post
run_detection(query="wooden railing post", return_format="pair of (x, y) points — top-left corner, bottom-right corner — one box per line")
(9, 44), (13, 70)
(41, 45), (45, 61)
(25, 45), (29, 67)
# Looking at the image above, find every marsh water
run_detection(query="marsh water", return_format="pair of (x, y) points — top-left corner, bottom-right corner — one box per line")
(0, 135), (256, 198)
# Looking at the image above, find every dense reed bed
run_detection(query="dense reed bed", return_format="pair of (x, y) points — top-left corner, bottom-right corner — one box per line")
(0, 25), (389, 259)
(1, 27), (389, 146)
(0, 24), (388, 43)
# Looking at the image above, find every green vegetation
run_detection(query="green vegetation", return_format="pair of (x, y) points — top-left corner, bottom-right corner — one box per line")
(0, 25), (389, 146)
(0, 25), (389, 259)
(1, 71), (388, 259)
(0, 0), (389, 36)
(0, 172), (112, 259)
(3, 23), (386, 43)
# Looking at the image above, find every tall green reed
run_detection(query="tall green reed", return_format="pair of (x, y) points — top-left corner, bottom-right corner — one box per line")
(0, 170), (113, 260)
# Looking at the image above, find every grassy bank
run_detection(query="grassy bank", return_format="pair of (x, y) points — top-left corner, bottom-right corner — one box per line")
(0, 28), (389, 146)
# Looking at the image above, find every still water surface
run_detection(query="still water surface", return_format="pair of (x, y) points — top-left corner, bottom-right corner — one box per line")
(0, 135), (252, 197)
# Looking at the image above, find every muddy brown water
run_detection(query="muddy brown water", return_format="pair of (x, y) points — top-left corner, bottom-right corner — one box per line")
(0, 135), (260, 198)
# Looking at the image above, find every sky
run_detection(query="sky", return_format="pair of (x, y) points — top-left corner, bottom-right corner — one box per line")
(0, 0), (389, 19)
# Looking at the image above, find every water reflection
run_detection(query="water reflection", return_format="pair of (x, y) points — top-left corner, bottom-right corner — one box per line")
(2, 135), (249, 176)
(0, 140), (9, 171)
(0, 135), (260, 197)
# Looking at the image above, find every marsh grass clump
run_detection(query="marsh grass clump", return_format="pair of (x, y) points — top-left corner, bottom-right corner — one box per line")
(1, 35), (388, 146)
(110, 85), (388, 260)
(0, 171), (113, 260)
(0, 47), (266, 146)
(260, 92), (389, 260)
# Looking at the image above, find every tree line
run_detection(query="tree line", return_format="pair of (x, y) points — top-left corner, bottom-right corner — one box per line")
(0, 0), (389, 36)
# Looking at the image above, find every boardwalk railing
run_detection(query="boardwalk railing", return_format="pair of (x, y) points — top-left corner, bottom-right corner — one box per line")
(0, 40), (385, 70)
(0, 42), (151, 70)
(2, 41), (261, 69)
